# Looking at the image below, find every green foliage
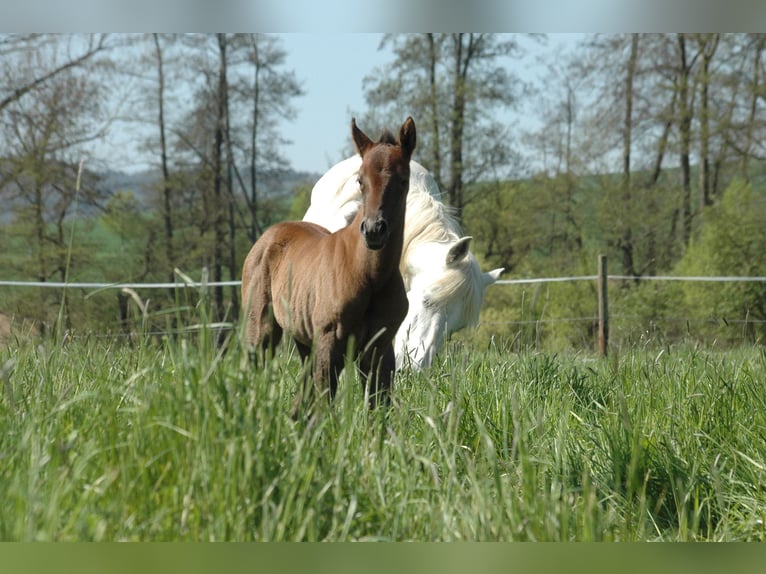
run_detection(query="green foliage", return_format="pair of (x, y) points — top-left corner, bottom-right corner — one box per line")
(460, 160), (766, 350)
(286, 183), (312, 222)
(101, 191), (146, 259)
(466, 277), (598, 354)
(675, 180), (766, 343)
(608, 280), (687, 347)
(2, 330), (766, 541)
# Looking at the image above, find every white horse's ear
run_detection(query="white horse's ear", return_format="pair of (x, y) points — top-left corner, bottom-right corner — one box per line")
(446, 236), (472, 266)
(482, 267), (504, 286)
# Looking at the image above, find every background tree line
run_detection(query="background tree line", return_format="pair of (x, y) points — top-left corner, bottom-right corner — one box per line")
(0, 33), (304, 336)
(1, 33), (764, 348)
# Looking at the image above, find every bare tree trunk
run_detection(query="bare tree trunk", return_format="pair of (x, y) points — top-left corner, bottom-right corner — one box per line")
(564, 83), (573, 174)
(426, 33), (443, 189)
(153, 34), (175, 291)
(645, 90), (677, 274)
(676, 33), (694, 247)
(449, 33), (471, 219)
(34, 176), (47, 284)
(562, 80), (580, 249)
(742, 35), (764, 182)
(647, 88), (676, 189)
(248, 35), (263, 243)
(449, 34), (463, 214)
(212, 33), (227, 322)
(223, 58), (239, 319)
(32, 173), (49, 336)
(698, 34), (719, 210)
(620, 34), (639, 278)
(55, 215), (72, 333)
(644, 117), (668, 277)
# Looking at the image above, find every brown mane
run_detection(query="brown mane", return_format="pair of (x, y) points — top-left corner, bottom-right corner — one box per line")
(241, 117), (416, 419)
(377, 130), (397, 145)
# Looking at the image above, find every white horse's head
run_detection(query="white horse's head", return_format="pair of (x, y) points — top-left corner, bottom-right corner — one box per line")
(395, 236), (502, 370)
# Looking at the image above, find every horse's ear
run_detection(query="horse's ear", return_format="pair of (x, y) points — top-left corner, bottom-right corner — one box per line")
(482, 267), (504, 287)
(446, 236), (472, 266)
(399, 116), (416, 158)
(351, 118), (374, 158)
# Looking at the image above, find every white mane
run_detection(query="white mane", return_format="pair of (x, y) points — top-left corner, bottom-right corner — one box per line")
(401, 180), (461, 259)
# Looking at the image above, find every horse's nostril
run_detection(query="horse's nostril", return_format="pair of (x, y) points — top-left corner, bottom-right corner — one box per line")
(361, 218), (387, 238)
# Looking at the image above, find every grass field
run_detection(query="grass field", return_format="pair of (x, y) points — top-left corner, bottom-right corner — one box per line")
(1, 325), (766, 541)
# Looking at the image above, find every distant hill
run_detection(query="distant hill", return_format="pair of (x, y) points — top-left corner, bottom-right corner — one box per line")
(0, 165), (321, 227)
(102, 167), (321, 212)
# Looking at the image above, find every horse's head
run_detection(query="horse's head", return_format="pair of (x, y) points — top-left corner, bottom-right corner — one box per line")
(351, 117), (416, 250)
(395, 236), (504, 370)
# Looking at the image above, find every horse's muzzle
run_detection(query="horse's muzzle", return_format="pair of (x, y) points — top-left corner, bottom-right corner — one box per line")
(360, 217), (389, 250)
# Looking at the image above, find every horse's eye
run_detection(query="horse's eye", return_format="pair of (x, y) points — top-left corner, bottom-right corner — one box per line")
(357, 177), (365, 192)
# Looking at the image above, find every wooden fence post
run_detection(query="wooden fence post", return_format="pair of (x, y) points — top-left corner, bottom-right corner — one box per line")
(598, 254), (609, 357)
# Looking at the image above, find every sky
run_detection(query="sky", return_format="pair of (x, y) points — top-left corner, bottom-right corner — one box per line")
(270, 33), (584, 175)
(278, 34), (391, 174)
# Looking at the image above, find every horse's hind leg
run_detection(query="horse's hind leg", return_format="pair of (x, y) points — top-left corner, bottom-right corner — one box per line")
(289, 341), (312, 420)
(243, 286), (282, 361)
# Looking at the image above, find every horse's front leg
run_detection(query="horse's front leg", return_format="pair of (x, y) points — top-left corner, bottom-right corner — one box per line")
(318, 339), (345, 404)
(290, 336), (343, 420)
(359, 343), (396, 410)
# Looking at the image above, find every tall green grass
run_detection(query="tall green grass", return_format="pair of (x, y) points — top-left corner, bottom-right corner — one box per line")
(1, 328), (765, 541)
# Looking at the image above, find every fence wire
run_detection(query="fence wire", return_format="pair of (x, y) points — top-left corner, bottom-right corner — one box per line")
(2, 274), (765, 341)
(3, 274), (766, 290)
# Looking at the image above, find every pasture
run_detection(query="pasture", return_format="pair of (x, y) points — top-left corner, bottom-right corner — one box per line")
(1, 325), (765, 541)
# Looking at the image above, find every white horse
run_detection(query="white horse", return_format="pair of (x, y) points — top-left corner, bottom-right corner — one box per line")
(303, 155), (503, 370)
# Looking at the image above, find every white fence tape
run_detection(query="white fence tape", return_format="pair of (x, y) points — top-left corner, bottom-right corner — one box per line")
(495, 275), (766, 285)
(0, 280), (241, 289)
(2, 276), (766, 289)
